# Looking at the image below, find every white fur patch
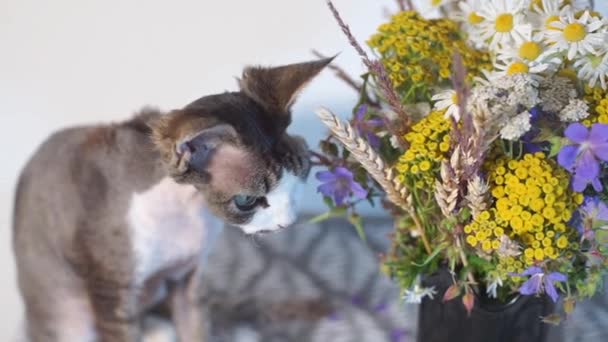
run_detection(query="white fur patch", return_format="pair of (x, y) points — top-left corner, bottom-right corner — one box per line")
(238, 172), (303, 234)
(142, 316), (177, 342)
(127, 177), (223, 286)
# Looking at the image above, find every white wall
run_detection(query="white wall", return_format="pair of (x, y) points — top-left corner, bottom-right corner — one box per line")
(2, 1), (608, 340)
(0, 0), (396, 339)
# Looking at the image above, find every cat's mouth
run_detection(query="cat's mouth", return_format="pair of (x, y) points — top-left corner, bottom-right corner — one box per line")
(255, 225), (287, 235)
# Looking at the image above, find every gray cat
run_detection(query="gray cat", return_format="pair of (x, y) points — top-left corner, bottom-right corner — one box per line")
(12, 58), (331, 342)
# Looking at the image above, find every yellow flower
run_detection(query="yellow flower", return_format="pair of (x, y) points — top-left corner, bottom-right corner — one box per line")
(396, 111), (450, 190)
(534, 248), (545, 261)
(368, 11), (490, 97)
(466, 235), (478, 247)
(482, 240), (492, 252)
(557, 236), (569, 249)
(481, 153), (580, 265)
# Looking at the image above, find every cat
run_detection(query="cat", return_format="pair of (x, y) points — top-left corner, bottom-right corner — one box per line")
(12, 57), (332, 342)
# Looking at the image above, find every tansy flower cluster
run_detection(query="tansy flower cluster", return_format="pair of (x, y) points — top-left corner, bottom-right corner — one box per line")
(395, 111), (450, 190)
(465, 153), (583, 282)
(367, 10), (491, 101)
(582, 86), (608, 125)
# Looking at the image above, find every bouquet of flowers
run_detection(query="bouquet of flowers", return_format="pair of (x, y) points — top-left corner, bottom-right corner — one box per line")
(313, 0), (608, 321)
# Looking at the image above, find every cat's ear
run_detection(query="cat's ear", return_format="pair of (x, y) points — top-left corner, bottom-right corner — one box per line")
(238, 57), (334, 114)
(152, 114), (238, 182)
(174, 124), (237, 174)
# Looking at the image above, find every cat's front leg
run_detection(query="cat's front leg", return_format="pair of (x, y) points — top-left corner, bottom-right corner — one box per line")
(87, 282), (143, 342)
(168, 267), (207, 342)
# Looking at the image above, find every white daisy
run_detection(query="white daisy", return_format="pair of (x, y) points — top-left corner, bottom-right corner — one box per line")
(544, 8), (606, 60)
(453, 0), (486, 46)
(573, 49), (608, 89)
(403, 285), (437, 304)
(529, 0), (566, 32)
(568, 0), (592, 11)
(476, 0), (532, 50)
(559, 98), (590, 121)
(430, 0), (457, 8)
(496, 38), (561, 76)
(432, 89), (461, 121)
(493, 59), (548, 82)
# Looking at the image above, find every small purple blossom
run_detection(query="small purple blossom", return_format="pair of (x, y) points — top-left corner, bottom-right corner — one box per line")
(352, 104), (383, 148)
(316, 167), (368, 206)
(522, 107), (545, 153)
(389, 328), (408, 342)
(558, 123), (608, 192)
(517, 267), (567, 303)
(581, 196), (608, 223)
(576, 196), (608, 239)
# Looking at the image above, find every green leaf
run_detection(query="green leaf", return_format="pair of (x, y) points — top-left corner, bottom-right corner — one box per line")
(411, 242), (448, 267)
(548, 136), (568, 158)
(348, 213), (367, 242)
(323, 196), (335, 209)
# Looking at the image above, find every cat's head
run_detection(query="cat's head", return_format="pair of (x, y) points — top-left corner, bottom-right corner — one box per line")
(152, 58), (331, 234)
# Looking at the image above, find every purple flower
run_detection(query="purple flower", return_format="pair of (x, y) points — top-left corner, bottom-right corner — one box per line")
(316, 167), (368, 206)
(389, 328), (408, 342)
(558, 123), (608, 192)
(517, 267), (567, 303)
(576, 196), (608, 239)
(352, 104), (383, 148)
(581, 196), (608, 223)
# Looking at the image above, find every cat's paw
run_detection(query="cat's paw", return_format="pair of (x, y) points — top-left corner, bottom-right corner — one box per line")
(278, 135), (311, 179)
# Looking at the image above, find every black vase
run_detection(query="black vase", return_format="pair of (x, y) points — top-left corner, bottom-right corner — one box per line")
(417, 269), (555, 342)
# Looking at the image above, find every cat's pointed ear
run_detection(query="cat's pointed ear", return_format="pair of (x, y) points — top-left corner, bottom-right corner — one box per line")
(238, 57), (334, 113)
(152, 114), (238, 182)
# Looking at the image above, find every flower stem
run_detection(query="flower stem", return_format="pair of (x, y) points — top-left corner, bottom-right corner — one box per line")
(413, 210), (433, 255)
(456, 236), (477, 288)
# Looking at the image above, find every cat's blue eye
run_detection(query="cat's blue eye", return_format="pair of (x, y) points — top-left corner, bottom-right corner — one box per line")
(233, 195), (259, 211)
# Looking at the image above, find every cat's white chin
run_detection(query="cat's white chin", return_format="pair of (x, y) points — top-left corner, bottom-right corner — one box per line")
(237, 172), (303, 235)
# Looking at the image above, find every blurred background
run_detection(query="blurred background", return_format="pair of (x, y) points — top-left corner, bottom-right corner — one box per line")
(2, 1), (608, 341)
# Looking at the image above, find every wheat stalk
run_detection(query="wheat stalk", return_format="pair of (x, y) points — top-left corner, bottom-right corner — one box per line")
(465, 175), (489, 218)
(316, 107), (432, 254)
(316, 107), (407, 207)
(435, 161), (459, 218)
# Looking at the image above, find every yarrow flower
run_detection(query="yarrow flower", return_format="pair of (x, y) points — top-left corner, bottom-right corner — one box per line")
(558, 123), (608, 191)
(403, 284), (437, 303)
(316, 167), (368, 206)
(539, 76), (577, 113)
(517, 266), (567, 302)
(559, 99), (590, 122)
(500, 111), (532, 140)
